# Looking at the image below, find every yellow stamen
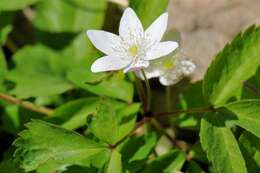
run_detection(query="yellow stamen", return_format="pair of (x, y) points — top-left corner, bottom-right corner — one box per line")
(129, 45), (138, 57)
(162, 59), (175, 69)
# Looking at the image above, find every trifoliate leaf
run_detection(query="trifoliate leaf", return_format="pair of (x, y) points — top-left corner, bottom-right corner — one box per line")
(203, 26), (260, 106)
(13, 120), (110, 172)
(200, 112), (247, 173)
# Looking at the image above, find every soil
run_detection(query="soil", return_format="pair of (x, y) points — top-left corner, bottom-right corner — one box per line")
(168, 0), (260, 81)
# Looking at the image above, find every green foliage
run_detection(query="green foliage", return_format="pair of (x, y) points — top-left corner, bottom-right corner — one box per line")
(0, 12), (13, 45)
(33, 0), (107, 33)
(142, 150), (186, 173)
(0, 49), (7, 85)
(239, 132), (260, 173)
(106, 150), (122, 173)
(13, 120), (110, 172)
(130, 0), (169, 28)
(203, 26), (260, 106)
(88, 99), (139, 145)
(0, 0), (260, 172)
(48, 97), (100, 130)
(7, 45), (73, 98)
(0, 0), (39, 11)
(222, 100), (260, 138)
(200, 113), (247, 173)
(186, 161), (206, 173)
(120, 133), (158, 172)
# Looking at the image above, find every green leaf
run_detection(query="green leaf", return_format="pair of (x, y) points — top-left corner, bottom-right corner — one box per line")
(0, 12), (13, 45)
(0, 159), (24, 173)
(13, 120), (110, 172)
(7, 45), (73, 98)
(89, 99), (139, 145)
(186, 161), (205, 173)
(200, 112), (248, 173)
(66, 0), (107, 9)
(73, 73), (134, 102)
(63, 165), (97, 173)
(119, 133), (157, 173)
(222, 100), (260, 138)
(142, 150), (186, 173)
(0, 49), (7, 86)
(33, 0), (107, 33)
(188, 142), (208, 164)
(203, 26), (260, 106)
(2, 105), (42, 134)
(175, 81), (208, 130)
(63, 32), (109, 85)
(106, 150), (122, 173)
(0, 0), (39, 11)
(48, 97), (99, 130)
(130, 0), (169, 28)
(239, 132), (260, 173)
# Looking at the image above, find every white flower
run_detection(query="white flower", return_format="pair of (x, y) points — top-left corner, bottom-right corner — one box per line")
(87, 7), (179, 73)
(137, 51), (196, 86)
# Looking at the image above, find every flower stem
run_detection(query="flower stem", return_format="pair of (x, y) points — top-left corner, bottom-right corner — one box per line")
(166, 86), (172, 111)
(135, 77), (146, 113)
(0, 92), (53, 115)
(141, 69), (152, 112)
(154, 106), (214, 117)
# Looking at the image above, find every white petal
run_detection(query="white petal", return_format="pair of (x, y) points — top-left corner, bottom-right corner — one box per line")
(145, 13), (168, 43)
(159, 74), (183, 86)
(146, 41), (179, 60)
(119, 8), (144, 40)
(135, 68), (160, 80)
(87, 30), (121, 56)
(91, 56), (131, 73)
(181, 60), (196, 75)
(123, 59), (149, 73)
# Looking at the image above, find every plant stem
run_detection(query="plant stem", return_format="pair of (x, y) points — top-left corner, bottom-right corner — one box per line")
(141, 69), (152, 112)
(166, 86), (172, 111)
(244, 81), (260, 96)
(0, 93), (53, 115)
(154, 107), (214, 117)
(6, 38), (18, 53)
(135, 77), (146, 113)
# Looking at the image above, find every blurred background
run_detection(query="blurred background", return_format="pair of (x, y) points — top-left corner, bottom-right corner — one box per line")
(169, 0), (260, 81)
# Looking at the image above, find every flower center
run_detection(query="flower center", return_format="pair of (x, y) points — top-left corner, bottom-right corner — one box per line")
(128, 45), (138, 57)
(162, 59), (175, 70)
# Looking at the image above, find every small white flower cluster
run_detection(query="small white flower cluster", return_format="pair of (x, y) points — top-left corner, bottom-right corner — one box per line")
(137, 52), (196, 86)
(87, 7), (195, 86)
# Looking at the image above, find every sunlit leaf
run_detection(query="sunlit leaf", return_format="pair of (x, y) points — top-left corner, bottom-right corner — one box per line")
(13, 120), (110, 172)
(0, 0), (39, 11)
(200, 112), (247, 173)
(203, 26), (260, 106)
